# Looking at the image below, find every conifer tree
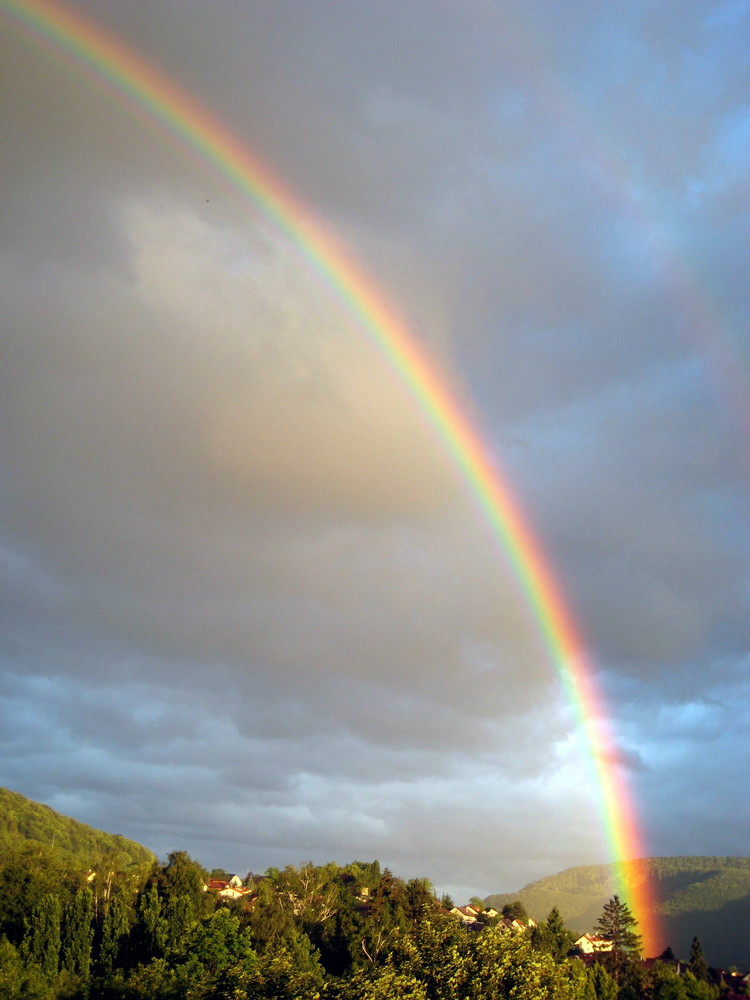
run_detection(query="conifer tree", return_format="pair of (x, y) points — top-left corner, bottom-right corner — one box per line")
(688, 937), (709, 983)
(594, 895), (642, 983)
(534, 905), (575, 961)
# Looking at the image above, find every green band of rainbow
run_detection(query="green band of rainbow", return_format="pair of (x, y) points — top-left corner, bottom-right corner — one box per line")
(2, 0), (661, 952)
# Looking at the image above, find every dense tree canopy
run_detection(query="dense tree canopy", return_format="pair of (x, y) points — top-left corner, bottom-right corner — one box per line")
(0, 849), (731, 1000)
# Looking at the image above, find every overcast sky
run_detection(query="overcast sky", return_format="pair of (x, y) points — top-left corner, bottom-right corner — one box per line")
(1, 0), (749, 902)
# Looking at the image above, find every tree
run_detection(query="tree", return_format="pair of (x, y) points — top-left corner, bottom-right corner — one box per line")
(61, 886), (94, 981)
(405, 879), (435, 923)
(648, 960), (689, 1000)
(136, 880), (167, 959)
(501, 900), (528, 922)
(245, 929), (324, 999)
(464, 925), (582, 1000)
(275, 863), (339, 928)
(688, 937), (709, 983)
(587, 958), (619, 1000)
(159, 851), (209, 953)
(682, 970), (719, 1000)
(594, 895), (642, 983)
(360, 869), (407, 964)
(20, 893), (62, 976)
(0, 937), (56, 1000)
(97, 884), (130, 977)
(331, 964), (428, 1000)
(533, 906), (575, 961)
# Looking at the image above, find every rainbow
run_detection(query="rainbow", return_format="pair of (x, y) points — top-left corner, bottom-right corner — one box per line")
(2, 0), (662, 952)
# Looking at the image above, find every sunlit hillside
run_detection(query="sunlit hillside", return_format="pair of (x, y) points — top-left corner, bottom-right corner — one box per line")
(485, 857), (750, 968)
(0, 786), (154, 871)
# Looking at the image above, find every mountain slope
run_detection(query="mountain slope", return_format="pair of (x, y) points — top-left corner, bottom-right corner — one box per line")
(485, 857), (750, 968)
(0, 786), (154, 869)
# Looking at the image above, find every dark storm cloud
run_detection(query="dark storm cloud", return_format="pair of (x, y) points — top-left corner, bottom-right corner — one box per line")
(1, 0), (748, 897)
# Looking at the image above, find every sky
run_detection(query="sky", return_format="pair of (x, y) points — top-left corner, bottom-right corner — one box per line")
(1, 0), (749, 904)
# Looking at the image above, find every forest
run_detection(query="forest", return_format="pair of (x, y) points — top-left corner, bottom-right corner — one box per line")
(0, 843), (728, 1000)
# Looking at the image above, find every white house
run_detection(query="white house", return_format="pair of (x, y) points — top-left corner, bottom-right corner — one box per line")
(575, 933), (613, 954)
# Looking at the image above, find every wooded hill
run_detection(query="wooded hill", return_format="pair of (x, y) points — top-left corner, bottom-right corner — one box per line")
(2, 788), (747, 970)
(484, 857), (750, 968)
(0, 786), (154, 871)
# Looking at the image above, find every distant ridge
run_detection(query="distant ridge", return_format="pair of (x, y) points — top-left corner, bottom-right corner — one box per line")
(0, 786), (155, 869)
(484, 857), (750, 968)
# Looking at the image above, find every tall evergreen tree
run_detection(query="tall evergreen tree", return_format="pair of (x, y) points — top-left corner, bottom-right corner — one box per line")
(688, 937), (709, 983)
(533, 905), (575, 961)
(594, 895), (642, 983)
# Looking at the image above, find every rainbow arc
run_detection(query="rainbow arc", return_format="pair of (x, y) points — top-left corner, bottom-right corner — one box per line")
(1, 0), (661, 953)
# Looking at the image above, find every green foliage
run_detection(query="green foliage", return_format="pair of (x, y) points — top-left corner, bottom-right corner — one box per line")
(244, 930), (324, 999)
(688, 936), (709, 982)
(483, 857), (750, 967)
(360, 869), (408, 964)
(0, 811), (746, 1000)
(532, 905), (575, 961)
(246, 872), (295, 948)
(60, 887), (93, 980)
(648, 960), (690, 1000)
(344, 860), (381, 889)
(405, 879), (435, 923)
(682, 969), (720, 1000)
(0, 850), (65, 949)
(97, 884), (131, 976)
(463, 927), (582, 1000)
(594, 895), (642, 983)
(0, 788), (154, 871)
(0, 937), (58, 1000)
(502, 899), (529, 921)
(20, 893), (62, 976)
(136, 880), (167, 958)
(586, 958), (618, 1000)
(158, 851), (209, 954)
(330, 963), (428, 999)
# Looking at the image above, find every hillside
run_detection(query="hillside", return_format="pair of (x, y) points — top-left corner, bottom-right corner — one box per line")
(485, 857), (750, 968)
(0, 786), (155, 870)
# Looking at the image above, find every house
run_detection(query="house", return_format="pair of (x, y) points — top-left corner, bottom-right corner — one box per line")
(498, 917), (532, 934)
(575, 933), (613, 954)
(450, 905), (484, 930)
(206, 878), (247, 901)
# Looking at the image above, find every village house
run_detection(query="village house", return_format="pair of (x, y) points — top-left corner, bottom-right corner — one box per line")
(205, 873), (247, 901)
(450, 904), (483, 928)
(574, 933), (613, 954)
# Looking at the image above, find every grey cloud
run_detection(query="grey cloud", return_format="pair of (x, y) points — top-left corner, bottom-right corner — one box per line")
(2, 0), (748, 900)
